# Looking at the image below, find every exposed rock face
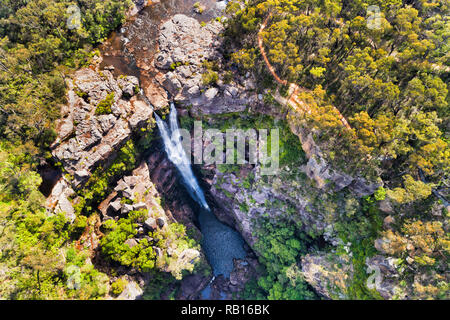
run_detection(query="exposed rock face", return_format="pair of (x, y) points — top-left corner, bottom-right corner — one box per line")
(156, 14), (220, 70)
(46, 179), (76, 223)
(46, 55), (211, 299)
(206, 258), (258, 300)
(155, 14), (259, 115)
(178, 273), (211, 300)
(51, 66), (150, 189)
(45, 11), (394, 301)
(207, 160), (343, 247)
(146, 148), (199, 231)
(98, 159), (210, 290)
(365, 255), (404, 300)
(99, 161), (167, 220)
(300, 250), (407, 300)
(289, 123), (381, 197)
(301, 253), (354, 299)
(229, 258), (258, 291)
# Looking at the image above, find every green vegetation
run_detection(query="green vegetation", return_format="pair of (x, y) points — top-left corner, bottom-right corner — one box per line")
(334, 196), (384, 299)
(0, 0), (132, 153)
(101, 208), (202, 279)
(193, 2), (204, 14)
(110, 278), (128, 296)
(225, 0), (449, 300)
(202, 70), (219, 86)
(74, 139), (137, 216)
(201, 60), (220, 85)
(101, 209), (159, 272)
(180, 111), (306, 174)
(225, 0), (448, 185)
(95, 92), (115, 115)
(0, 145), (112, 299)
(245, 218), (317, 300)
(170, 61), (189, 70)
(0, 0), (133, 299)
(0, 0), (448, 301)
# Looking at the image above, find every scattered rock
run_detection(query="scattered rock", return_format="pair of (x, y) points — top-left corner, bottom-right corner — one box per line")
(144, 217), (157, 230)
(156, 217), (165, 228)
(125, 238), (138, 248)
(204, 87), (218, 101)
(154, 15), (259, 115)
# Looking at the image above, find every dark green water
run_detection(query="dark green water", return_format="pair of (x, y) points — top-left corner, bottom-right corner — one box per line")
(198, 208), (246, 277)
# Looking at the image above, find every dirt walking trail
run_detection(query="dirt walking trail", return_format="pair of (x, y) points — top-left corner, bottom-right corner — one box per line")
(258, 14), (352, 130)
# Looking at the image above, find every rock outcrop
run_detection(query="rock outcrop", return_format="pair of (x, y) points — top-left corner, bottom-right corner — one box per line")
(301, 253), (354, 299)
(365, 255), (404, 300)
(155, 14), (259, 115)
(45, 10), (395, 300)
(289, 123), (382, 197)
(206, 159), (344, 247)
(206, 258), (258, 300)
(99, 160), (205, 275)
(51, 64), (150, 189)
(116, 280), (143, 300)
(98, 159), (211, 293)
(46, 179), (76, 223)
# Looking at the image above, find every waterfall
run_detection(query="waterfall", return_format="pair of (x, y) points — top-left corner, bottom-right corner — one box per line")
(155, 103), (210, 211)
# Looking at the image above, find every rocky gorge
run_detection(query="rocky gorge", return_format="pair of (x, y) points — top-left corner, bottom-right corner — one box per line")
(42, 1), (411, 300)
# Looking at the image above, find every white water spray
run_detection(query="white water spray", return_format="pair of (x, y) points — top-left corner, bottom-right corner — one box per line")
(155, 103), (210, 211)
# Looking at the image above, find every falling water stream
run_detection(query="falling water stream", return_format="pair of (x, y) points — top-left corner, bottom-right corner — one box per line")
(154, 103), (246, 299)
(100, 0), (248, 299)
(155, 103), (210, 211)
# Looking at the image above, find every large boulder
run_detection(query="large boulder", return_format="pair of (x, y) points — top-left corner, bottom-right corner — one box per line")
(46, 179), (76, 223)
(116, 281), (143, 300)
(365, 255), (404, 299)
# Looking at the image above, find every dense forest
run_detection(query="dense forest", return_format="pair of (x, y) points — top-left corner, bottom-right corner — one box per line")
(0, 0), (136, 299)
(224, 0), (449, 299)
(0, 0), (448, 300)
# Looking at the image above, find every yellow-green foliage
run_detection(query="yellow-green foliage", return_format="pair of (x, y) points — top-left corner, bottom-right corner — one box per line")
(101, 208), (200, 279)
(202, 70), (219, 86)
(110, 278), (128, 296)
(193, 2), (204, 13)
(95, 92), (115, 115)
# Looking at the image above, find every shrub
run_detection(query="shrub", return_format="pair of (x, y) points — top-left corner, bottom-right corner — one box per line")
(111, 278), (128, 296)
(374, 187), (386, 201)
(95, 92), (115, 115)
(202, 70), (219, 86)
(193, 2), (204, 13)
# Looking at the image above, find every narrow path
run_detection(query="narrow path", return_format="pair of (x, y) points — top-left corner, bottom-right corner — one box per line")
(258, 14), (288, 87)
(257, 14), (352, 130)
